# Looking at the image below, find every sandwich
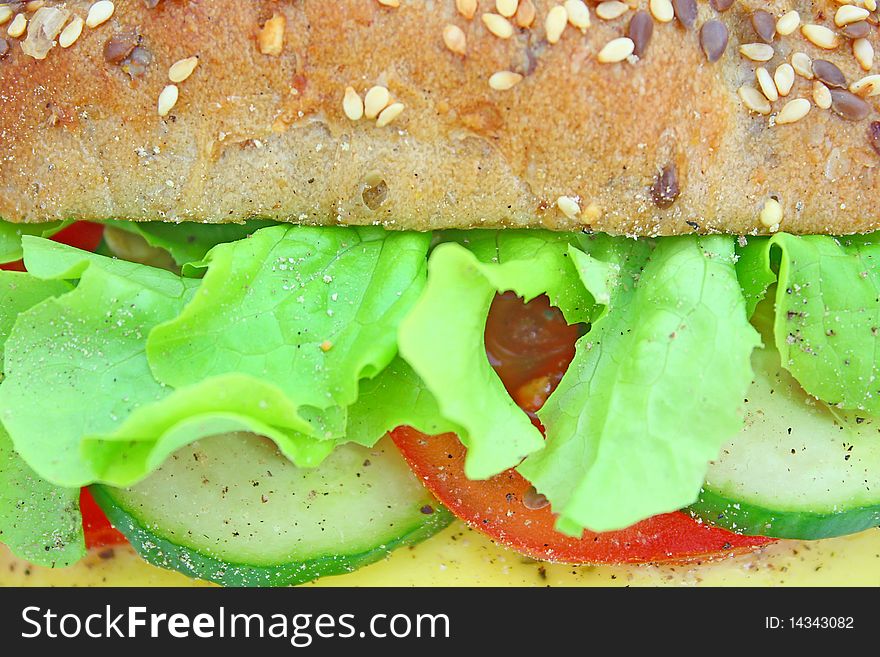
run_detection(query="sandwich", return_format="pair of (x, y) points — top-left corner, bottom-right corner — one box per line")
(1, 0), (879, 587)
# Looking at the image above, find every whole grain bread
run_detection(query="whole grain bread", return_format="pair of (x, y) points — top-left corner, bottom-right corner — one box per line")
(0, 0), (878, 235)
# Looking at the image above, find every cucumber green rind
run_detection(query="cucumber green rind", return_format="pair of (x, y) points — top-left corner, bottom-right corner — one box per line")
(689, 489), (880, 540)
(89, 484), (453, 587)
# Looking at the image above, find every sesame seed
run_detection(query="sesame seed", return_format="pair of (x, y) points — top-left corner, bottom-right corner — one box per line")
(750, 10), (776, 43)
(756, 67), (778, 102)
(596, 1), (627, 21)
(738, 85), (772, 114)
(86, 1), (114, 28)
(545, 5), (567, 43)
(775, 10), (800, 36)
(103, 29), (139, 64)
(759, 198), (782, 230)
(812, 59), (846, 89)
(813, 80), (832, 109)
(364, 85), (391, 119)
(829, 88), (870, 120)
(854, 38), (873, 71)
(850, 74), (880, 97)
(699, 20), (728, 63)
(775, 98), (811, 125)
(258, 12), (285, 56)
(628, 10), (653, 58)
(774, 63), (795, 96)
(456, 0), (477, 20)
(597, 37), (634, 63)
(866, 0), (878, 11)
(6, 13), (25, 38)
(59, 16), (84, 48)
(739, 43), (774, 62)
(557, 196), (580, 219)
(377, 0), (399, 6)
(168, 56), (199, 83)
(515, 0), (535, 27)
(442, 23), (467, 55)
(842, 20), (869, 39)
(25, 1), (44, 10)
(157, 84), (179, 117)
(651, 165), (679, 208)
(0, 7), (12, 25)
(482, 12), (514, 38)
(870, 121), (880, 156)
(376, 102), (404, 127)
(649, 0), (674, 23)
(835, 5), (869, 26)
(496, 0), (518, 18)
(489, 70), (523, 90)
(583, 203), (602, 221)
(791, 52), (814, 79)
(343, 86), (364, 121)
(801, 24), (839, 50)
(102, 29), (139, 65)
(672, 0), (697, 28)
(565, 0), (591, 31)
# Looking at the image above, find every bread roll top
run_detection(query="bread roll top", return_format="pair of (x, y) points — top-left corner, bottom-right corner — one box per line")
(0, 0), (878, 235)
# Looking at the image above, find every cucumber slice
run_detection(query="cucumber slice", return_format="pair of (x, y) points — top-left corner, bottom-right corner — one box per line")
(91, 433), (451, 586)
(689, 300), (880, 539)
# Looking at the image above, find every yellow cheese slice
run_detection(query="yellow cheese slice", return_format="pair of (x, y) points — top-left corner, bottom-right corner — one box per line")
(2, 522), (878, 586)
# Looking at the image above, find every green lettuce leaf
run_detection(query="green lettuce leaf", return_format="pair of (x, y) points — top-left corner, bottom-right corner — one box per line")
(0, 239), (199, 486)
(103, 219), (276, 268)
(81, 374), (330, 486)
(734, 236), (776, 318)
(1, 271), (71, 378)
(0, 219), (67, 264)
(84, 355), (463, 486)
(438, 230), (597, 324)
(398, 231), (593, 479)
(0, 271), (83, 566)
(1, 239), (343, 489)
(345, 357), (463, 446)
(0, 424), (84, 567)
(22, 232), (188, 296)
(519, 236), (760, 534)
(147, 225), (430, 439)
(737, 233), (880, 413)
(1, 227), (440, 490)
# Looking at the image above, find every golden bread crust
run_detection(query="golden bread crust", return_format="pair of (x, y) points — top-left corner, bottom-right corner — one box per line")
(0, 0), (878, 235)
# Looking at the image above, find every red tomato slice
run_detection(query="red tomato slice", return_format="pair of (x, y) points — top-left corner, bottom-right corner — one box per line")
(80, 488), (127, 549)
(52, 221), (105, 252)
(1, 221), (104, 271)
(392, 426), (771, 564)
